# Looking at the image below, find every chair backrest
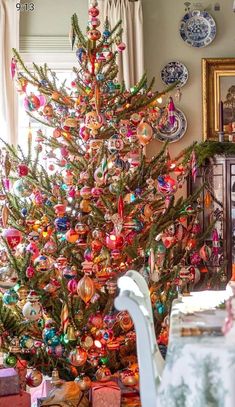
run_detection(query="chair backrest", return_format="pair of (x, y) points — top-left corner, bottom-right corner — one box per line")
(115, 270), (165, 407)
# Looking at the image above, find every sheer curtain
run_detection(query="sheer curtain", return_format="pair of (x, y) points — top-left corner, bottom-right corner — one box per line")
(98, 0), (144, 89)
(0, 0), (19, 145)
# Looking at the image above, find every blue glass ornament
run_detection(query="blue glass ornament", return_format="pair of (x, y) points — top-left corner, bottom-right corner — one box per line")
(96, 73), (104, 81)
(133, 219), (144, 232)
(54, 216), (70, 232)
(155, 301), (165, 314)
(76, 47), (85, 63)
(21, 208), (27, 217)
(3, 289), (19, 305)
(45, 199), (53, 206)
(61, 183), (69, 191)
(103, 29), (111, 38)
(20, 335), (34, 349)
(43, 327), (61, 347)
(107, 81), (116, 92)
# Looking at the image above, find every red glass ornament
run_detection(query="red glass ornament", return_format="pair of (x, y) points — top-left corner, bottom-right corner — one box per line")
(68, 346), (87, 366)
(2, 228), (22, 249)
(67, 279), (78, 294)
(88, 6), (99, 17)
(89, 312), (103, 328)
(106, 232), (124, 250)
(26, 369), (43, 387)
(87, 29), (101, 41)
(91, 239), (103, 252)
(80, 186), (92, 199)
(18, 164), (29, 176)
(65, 229), (79, 243)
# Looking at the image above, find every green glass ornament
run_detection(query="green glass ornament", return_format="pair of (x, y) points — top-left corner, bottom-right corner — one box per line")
(3, 353), (17, 367)
(100, 356), (109, 365)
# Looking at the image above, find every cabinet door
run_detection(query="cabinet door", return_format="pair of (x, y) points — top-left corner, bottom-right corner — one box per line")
(230, 164), (235, 276)
(203, 163), (224, 266)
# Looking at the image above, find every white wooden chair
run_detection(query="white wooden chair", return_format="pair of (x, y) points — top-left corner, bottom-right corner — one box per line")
(115, 270), (165, 407)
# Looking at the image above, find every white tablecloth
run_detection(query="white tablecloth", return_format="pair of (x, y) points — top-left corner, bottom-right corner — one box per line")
(158, 290), (235, 407)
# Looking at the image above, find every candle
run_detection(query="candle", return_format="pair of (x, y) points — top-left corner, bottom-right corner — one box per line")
(219, 100), (224, 132)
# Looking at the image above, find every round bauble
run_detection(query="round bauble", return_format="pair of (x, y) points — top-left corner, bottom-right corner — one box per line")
(26, 369), (43, 387)
(120, 369), (138, 386)
(136, 122), (153, 145)
(2, 228), (22, 249)
(67, 279), (78, 294)
(13, 179), (32, 198)
(18, 163), (29, 176)
(3, 289), (19, 305)
(85, 111), (103, 133)
(106, 232), (124, 250)
(68, 347), (87, 367)
(54, 216), (70, 232)
(65, 229), (79, 243)
(157, 175), (178, 196)
(3, 353), (17, 368)
(89, 312), (103, 328)
(80, 199), (91, 213)
(22, 299), (42, 321)
(20, 335), (34, 349)
(0, 266), (18, 288)
(62, 266), (77, 279)
(23, 94), (40, 111)
(80, 186), (92, 199)
(43, 240), (57, 254)
(34, 255), (51, 272)
(89, 6), (99, 17)
(95, 365), (111, 381)
(74, 374), (91, 391)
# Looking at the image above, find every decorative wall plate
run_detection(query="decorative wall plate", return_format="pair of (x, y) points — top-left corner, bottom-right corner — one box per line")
(161, 61), (188, 87)
(179, 10), (216, 48)
(155, 108), (187, 143)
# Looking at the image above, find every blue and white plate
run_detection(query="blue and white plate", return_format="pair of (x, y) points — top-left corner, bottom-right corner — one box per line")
(154, 108), (187, 143)
(180, 10), (216, 48)
(161, 61), (188, 87)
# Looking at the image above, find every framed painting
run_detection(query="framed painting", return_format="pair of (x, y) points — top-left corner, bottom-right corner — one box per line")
(202, 58), (235, 140)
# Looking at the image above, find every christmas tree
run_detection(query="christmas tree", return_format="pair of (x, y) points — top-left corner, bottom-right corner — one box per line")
(0, 0), (215, 387)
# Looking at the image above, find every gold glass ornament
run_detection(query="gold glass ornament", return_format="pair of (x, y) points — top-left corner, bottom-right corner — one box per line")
(75, 374), (91, 391)
(80, 199), (91, 213)
(77, 275), (95, 303)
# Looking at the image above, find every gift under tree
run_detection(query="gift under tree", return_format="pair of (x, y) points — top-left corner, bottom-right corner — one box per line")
(0, 0), (218, 388)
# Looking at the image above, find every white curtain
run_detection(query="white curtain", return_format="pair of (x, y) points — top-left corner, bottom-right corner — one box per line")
(98, 0), (144, 89)
(0, 0), (19, 145)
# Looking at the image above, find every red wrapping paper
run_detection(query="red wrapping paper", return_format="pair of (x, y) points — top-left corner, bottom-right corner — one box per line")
(91, 381), (121, 407)
(0, 391), (31, 407)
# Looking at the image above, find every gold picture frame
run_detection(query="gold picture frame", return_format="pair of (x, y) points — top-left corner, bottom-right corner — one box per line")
(202, 58), (235, 140)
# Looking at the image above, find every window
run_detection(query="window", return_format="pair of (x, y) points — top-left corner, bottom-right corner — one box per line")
(17, 53), (77, 167)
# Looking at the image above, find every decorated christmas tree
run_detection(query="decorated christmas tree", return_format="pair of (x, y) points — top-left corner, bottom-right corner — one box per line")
(0, 0), (218, 387)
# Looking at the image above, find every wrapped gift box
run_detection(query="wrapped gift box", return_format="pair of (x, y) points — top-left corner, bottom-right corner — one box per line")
(0, 368), (20, 396)
(91, 381), (121, 407)
(0, 391), (31, 407)
(29, 377), (54, 406)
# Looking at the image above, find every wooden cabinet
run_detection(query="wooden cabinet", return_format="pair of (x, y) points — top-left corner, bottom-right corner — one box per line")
(188, 155), (235, 283)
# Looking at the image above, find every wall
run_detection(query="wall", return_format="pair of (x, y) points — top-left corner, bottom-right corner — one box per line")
(143, 0), (235, 158)
(20, 0), (88, 36)
(20, 0), (235, 157)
